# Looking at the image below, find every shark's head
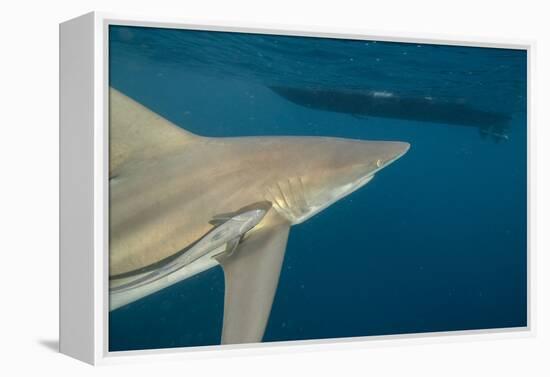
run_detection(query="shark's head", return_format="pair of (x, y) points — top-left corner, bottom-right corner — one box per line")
(263, 138), (410, 224)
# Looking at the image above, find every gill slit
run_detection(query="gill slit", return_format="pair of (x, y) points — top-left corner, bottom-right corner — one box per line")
(298, 176), (309, 208)
(266, 186), (285, 214)
(286, 178), (300, 217)
(276, 181), (291, 211)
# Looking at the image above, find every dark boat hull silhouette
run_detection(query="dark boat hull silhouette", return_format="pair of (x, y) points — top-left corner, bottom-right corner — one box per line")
(270, 86), (510, 141)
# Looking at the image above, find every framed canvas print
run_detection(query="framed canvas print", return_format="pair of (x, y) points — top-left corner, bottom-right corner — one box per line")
(59, 12), (532, 365)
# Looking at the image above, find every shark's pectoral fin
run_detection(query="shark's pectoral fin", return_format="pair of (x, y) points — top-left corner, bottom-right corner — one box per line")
(217, 223), (290, 344)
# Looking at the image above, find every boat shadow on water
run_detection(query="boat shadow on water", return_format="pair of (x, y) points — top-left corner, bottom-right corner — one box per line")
(270, 86), (511, 142)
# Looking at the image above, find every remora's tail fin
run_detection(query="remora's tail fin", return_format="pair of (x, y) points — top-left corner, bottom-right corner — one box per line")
(109, 88), (200, 177)
(218, 223), (290, 344)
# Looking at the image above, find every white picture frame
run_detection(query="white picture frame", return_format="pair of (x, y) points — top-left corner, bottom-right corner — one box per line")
(59, 11), (534, 365)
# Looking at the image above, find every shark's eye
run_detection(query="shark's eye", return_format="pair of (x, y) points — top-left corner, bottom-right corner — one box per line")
(376, 159), (383, 168)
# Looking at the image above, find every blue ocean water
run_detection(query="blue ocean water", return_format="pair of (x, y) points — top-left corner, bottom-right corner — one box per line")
(108, 26), (527, 351)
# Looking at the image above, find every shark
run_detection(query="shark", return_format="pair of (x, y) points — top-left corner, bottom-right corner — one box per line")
(108, 87), (410, 345)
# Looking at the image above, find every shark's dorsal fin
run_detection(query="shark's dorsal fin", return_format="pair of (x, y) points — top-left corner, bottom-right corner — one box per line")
(109, 88), (200, 177)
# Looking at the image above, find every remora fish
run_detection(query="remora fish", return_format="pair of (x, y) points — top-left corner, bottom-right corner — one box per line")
(110, 206), (269, 295)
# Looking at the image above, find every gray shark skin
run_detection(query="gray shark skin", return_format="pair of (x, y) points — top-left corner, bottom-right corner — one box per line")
(110, 207), (269, 294)
(270, 86), (511, 142)
(108, 87), (410, 345)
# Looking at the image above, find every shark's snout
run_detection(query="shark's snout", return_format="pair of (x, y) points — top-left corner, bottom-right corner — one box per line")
(376, 141), (410, 168)
(271, 137), (410, 225)
(344, 140), (410, 176)
(390, 141), (411, 157)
